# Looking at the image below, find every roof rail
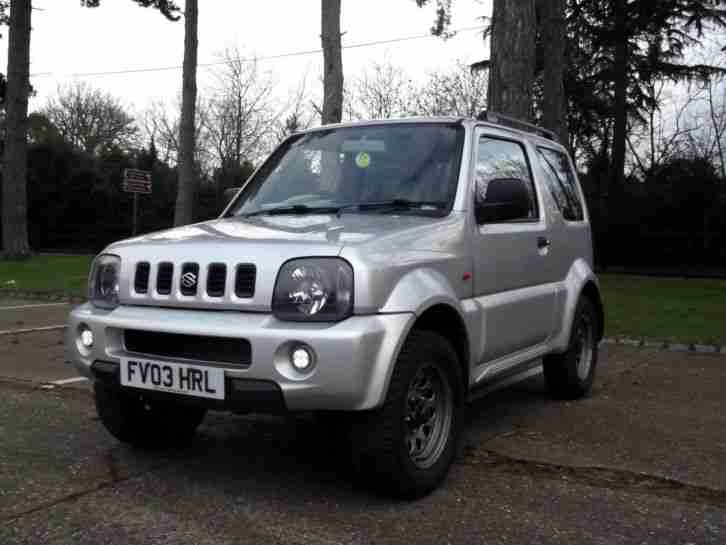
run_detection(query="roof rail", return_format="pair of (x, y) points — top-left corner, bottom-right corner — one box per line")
(476, 111), (558, 142)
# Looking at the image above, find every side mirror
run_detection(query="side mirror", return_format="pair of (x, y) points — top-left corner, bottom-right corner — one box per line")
(475, 177), (532, 224)
(222, 187), (241, 211)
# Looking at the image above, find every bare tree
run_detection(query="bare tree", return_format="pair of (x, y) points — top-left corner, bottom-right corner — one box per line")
(42, 82), (137, 154)
(321, 0), (343, 125)
(275, 75), (315, 143)
(141, 97), (210, 170)
(487, 0), (536, 120)
(205, 49), (276, 169)
(2, 0), (32, 257)
(415, 62), (488, 118)
(673, 40), (726, 177)
(702, 76), (726, 178)
(626, 80), (696, 177)
(174, 0), (198, 226)
(141, 101), (179, 165)
(345, 60), (487, 121)
(347, 60), (415, 120)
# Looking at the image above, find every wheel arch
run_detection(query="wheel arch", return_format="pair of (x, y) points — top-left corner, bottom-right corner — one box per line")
(410, 303), (471, 393)
(581, 280), (604, 341)
(551, 259), (603, 351)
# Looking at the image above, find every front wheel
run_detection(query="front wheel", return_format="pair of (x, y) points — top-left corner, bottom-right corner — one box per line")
(351, 331), (463, 499)
(543, 297), (599, 400)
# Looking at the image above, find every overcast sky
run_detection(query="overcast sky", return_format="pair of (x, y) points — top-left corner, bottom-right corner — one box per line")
(4, 0), (492, 116)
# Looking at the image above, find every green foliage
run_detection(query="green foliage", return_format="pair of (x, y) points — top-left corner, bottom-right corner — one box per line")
(583, 153), (726, 270)
(17, 129), (255, 251)
(81, 0), (181, 21)
(24, 138), (175, 251)
(28, 112), (64, 146)
(644, 156), (721, 231)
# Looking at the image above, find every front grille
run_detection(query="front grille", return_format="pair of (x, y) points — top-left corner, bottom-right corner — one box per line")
(207, 263), (227, 297)
(235, 264), (256, 298)
(157, 262), (174, 295)
(124, 329), (251, 366)
(180, 263), (199, 296)
(134, 262), (150, 293)
(131, 260), (256, 302)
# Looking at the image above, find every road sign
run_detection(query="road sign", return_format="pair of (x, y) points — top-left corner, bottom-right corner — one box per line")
(123, 169), (152, 194)
(122, 181), (152, 194)
(123, 169), (152, 236)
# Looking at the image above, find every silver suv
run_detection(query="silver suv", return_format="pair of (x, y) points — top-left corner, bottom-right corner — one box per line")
(66, 113), (604, 498)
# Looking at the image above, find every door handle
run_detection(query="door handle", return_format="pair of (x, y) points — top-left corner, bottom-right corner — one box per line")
(537, 236), (551, 249)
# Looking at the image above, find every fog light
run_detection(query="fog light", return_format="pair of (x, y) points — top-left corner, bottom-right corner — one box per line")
(79, 326), (94, 348)
(290, 345), (314, 371)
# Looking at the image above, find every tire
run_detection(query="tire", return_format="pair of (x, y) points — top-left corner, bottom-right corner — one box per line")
(94, 383), (206, 447)
(351, 330), (464, 499)
(543, 297), (599, 400)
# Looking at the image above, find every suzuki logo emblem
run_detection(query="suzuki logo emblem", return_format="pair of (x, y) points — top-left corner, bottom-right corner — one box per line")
(181, 272), (198, 290)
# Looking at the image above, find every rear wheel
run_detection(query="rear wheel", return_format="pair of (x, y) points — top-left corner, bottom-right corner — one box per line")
(95, 383), (206, 447)
(543, 297), (599, 400)
(351, 331), (463, 499)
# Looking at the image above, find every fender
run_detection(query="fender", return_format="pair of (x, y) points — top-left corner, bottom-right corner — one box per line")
(550, 258), (601, 352)
(375, 267), (473, 398)
(379, 266), (464, 316)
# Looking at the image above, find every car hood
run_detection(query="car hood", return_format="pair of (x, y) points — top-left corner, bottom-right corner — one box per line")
(106, 213), (467, 311)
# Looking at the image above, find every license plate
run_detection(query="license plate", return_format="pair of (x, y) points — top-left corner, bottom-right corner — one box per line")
(120, 357), (225, 400)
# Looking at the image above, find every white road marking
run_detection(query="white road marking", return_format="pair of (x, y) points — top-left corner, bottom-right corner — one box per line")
(0, 325), (67, 336)
(50, 377), (88, 386)
(0, 302), (70, 311)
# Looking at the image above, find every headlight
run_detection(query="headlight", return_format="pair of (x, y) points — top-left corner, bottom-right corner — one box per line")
(88, 254), (121, 309)
(272, 258), (353, 322)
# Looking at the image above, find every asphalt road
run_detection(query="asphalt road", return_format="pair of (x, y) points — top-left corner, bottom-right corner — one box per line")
(1, 300), (724, 544)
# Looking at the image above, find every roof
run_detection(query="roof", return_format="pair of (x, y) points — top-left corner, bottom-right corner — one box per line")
(296, 116), (467, 133)
(295, 115), (566, 151)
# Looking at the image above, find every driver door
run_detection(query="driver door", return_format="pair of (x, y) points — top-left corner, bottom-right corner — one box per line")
(472, 132), (557, 363)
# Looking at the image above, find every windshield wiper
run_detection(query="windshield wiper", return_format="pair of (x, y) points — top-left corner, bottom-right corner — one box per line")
(242, 204), (341, 218)
(336, 199), (447, 216)
(242, 200), (447, 218)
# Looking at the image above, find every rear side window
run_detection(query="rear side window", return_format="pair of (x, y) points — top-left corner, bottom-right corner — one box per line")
(536, 147), (584, 221)
(476, 137), (538, 220)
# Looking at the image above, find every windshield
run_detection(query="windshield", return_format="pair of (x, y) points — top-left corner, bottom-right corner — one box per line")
(228, 123), (465, 218)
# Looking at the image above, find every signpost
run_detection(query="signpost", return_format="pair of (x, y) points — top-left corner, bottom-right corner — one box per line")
(122, 169), (152, 236)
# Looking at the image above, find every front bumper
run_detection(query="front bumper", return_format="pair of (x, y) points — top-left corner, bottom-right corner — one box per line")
(65, 303), (413, 411)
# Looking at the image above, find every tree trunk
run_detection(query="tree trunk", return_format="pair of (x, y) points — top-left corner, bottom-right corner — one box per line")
(321, 0), (343, 124)
(173, 0), (198, 226)
(487, 0), (536, 121)
(539, 0), (569, 145)
(611, 0), (628, 202)
(2, 0), (32, 257)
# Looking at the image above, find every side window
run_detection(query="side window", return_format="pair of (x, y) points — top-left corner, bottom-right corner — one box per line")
(475, 137), (538, 221)
(537, 148), (584, 221)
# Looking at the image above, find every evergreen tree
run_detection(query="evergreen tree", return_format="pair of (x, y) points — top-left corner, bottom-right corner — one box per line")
(567, 0), (726, 195)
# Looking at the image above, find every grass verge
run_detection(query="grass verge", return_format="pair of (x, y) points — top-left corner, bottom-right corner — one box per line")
(599, 273), (726, 346)
(0, 254), (93, 297)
